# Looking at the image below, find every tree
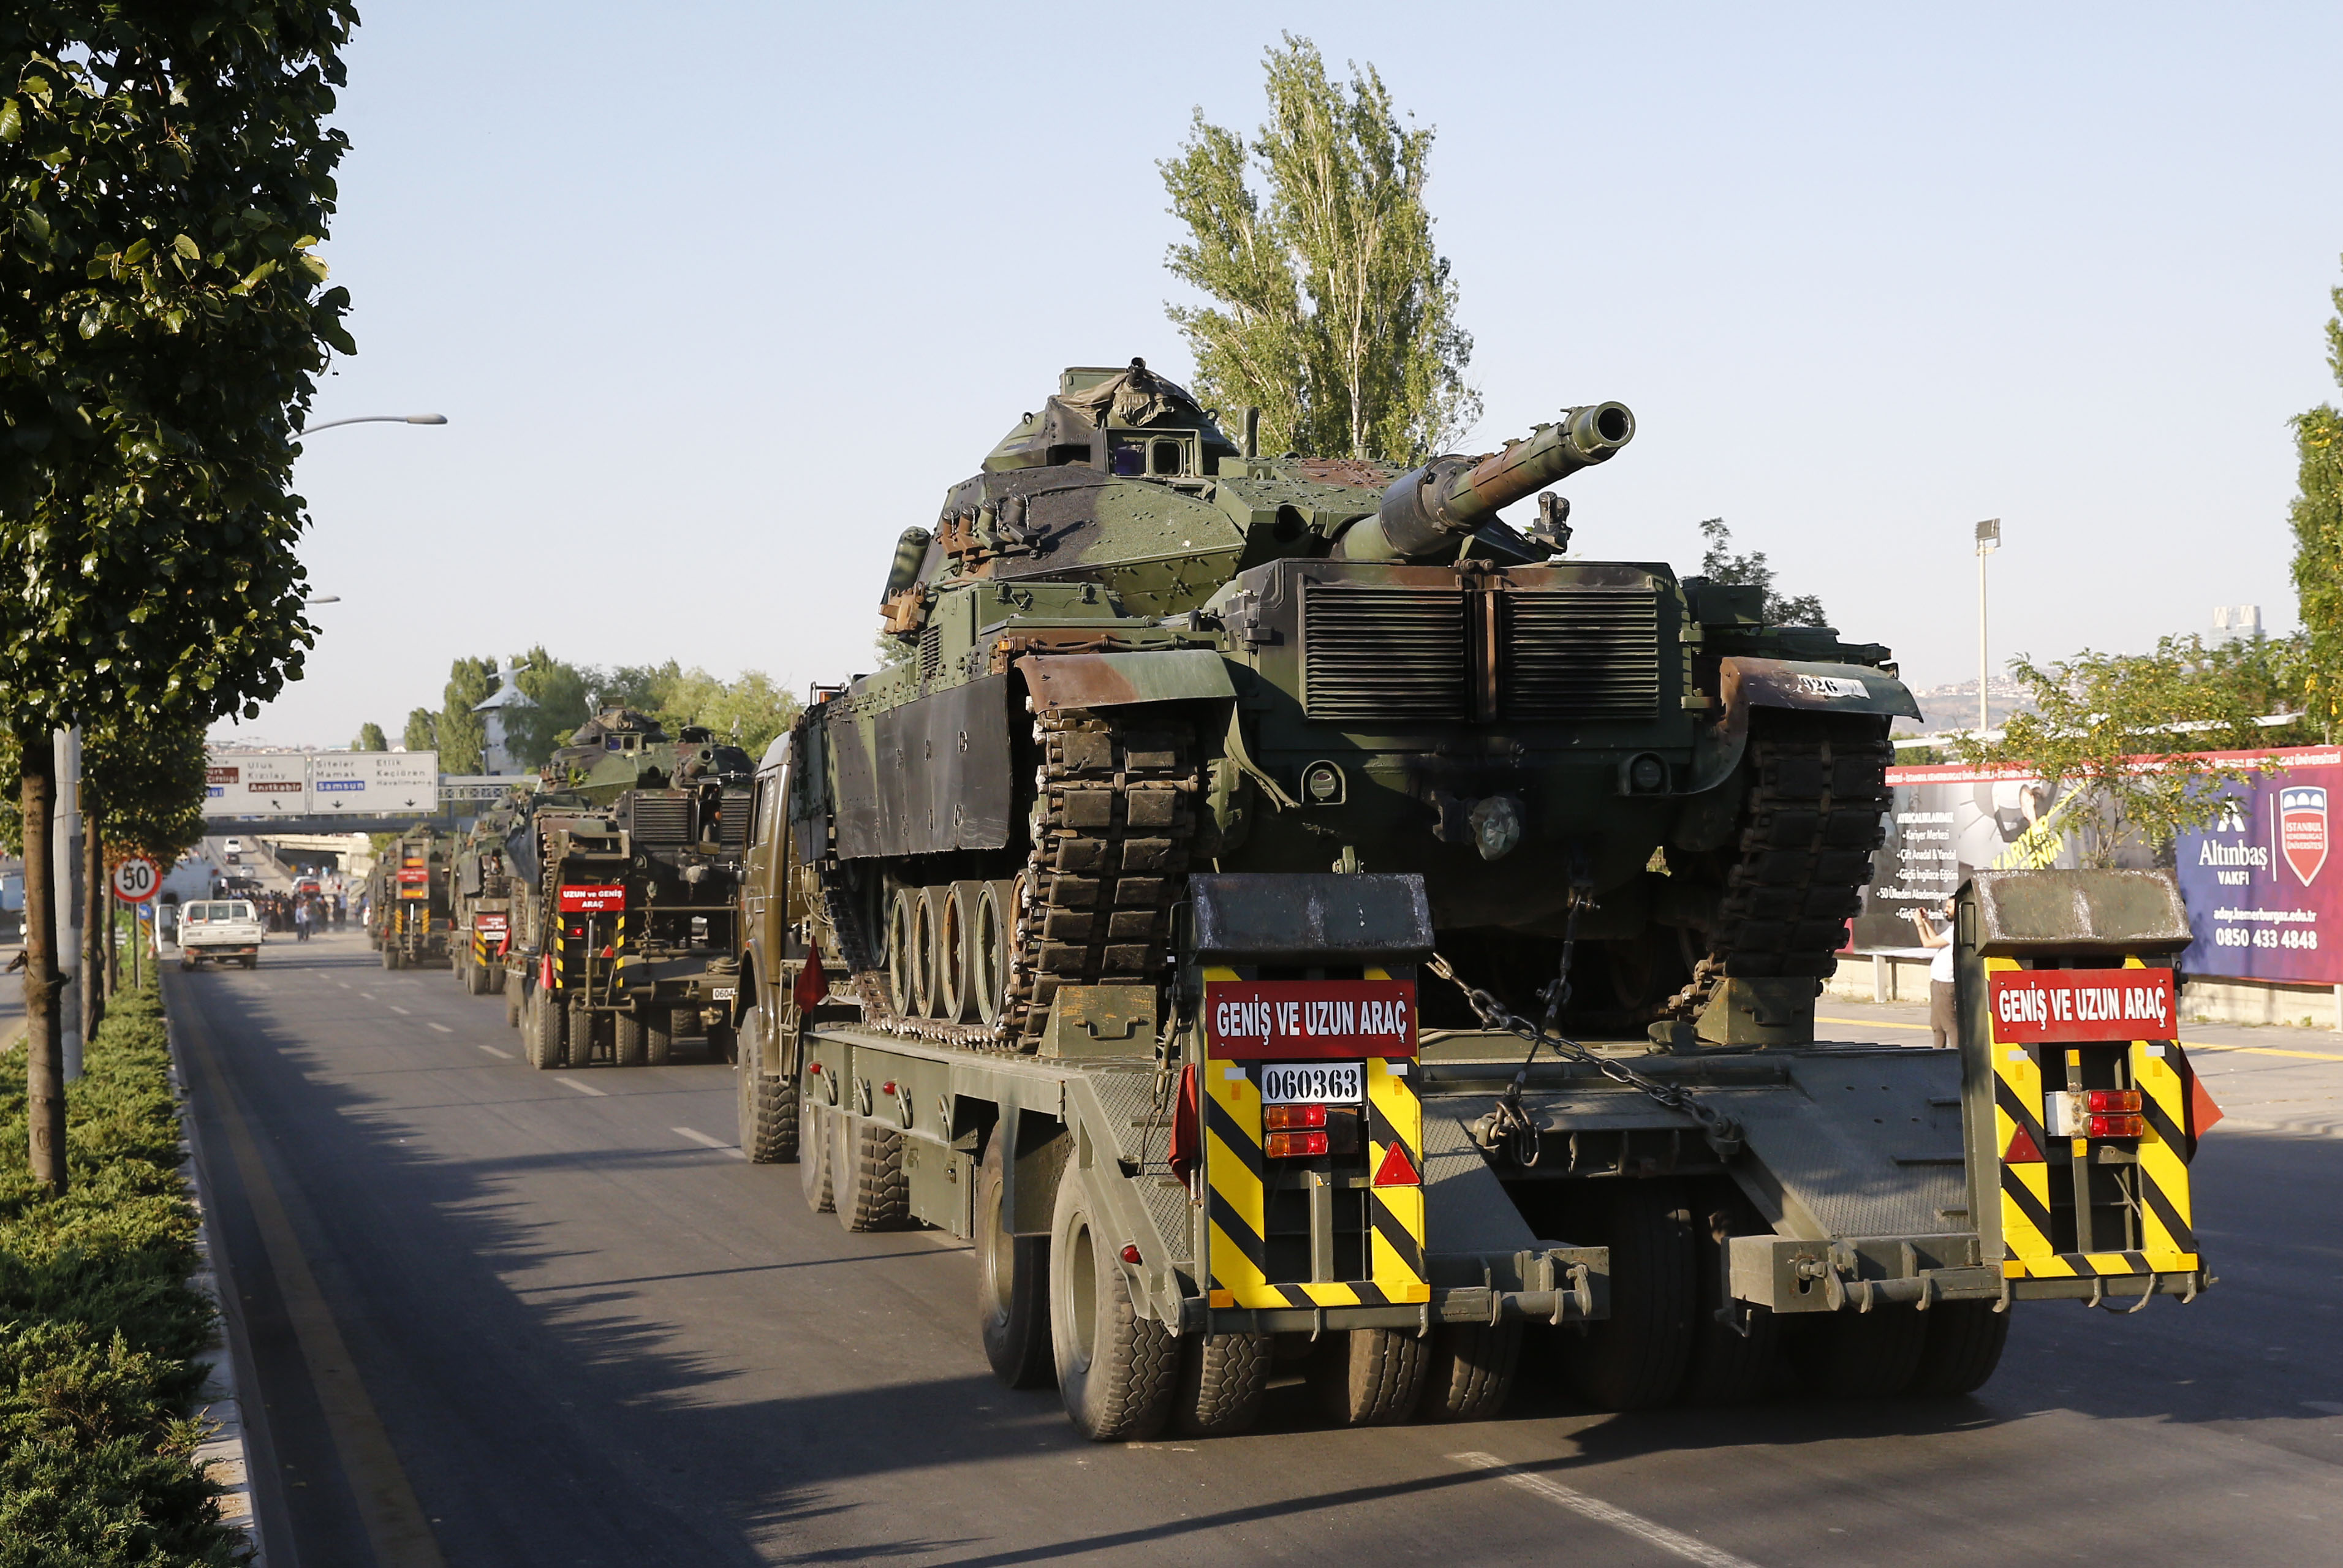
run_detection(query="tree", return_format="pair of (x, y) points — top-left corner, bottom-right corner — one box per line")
(434, 655), (495, 773)
(1, 4), (357, 1189)
(1958, 637), (2288, 868)
(352, 720), (387, 751)
(1161, 35), (1477, 464)
(84, 714), (206, 864)
(1695, 518), (1827, 627)
(570, 661), (801, 756)
(402, 708), (437, 754)
(507, 646), (591, 768)
(2290, 256), (2343, 738)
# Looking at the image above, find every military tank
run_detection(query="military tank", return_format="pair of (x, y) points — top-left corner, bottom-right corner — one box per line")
(450, 787), (528, 996)
(793, 359), (1917, 1051)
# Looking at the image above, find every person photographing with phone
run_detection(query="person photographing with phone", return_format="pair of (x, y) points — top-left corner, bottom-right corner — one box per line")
(1902, 898), (1957, 1047)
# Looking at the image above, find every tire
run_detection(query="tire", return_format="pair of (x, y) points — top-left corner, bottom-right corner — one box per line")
(1561, 1179), (1698, 1411)
(383, 946), (401, 971)
(505, 981), (523, 1030)
(526, 988), (564, 1071)
(646, 1009), (674, 1066)
(1786, 1303), (1929, 1398)
(975, 1131), (1053, 1388)
(1309, 1328), (1430, 1427)
(614, 1010), (647, 1068)
(1175, 1333), (1271, 1436)
(566, 1002), (597, 1069)
(464, 953), (490, 996)
(487, 962), (507, 994)
(243, 956), (259, 970)
(1905, 1300), (2011, 1398)
(1050, 1167), (1176, 1442)
(837, 1113), (912, 1232)
(1678, 1202), (1779, 1406)
(799, 1093), (833, 1214)
(1418, 1319), (1522, 1423)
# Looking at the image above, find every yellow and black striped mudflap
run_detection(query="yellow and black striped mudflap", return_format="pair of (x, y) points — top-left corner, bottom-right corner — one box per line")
(1361, 1055), (1429, 1306)
(2122, 953), (2200, 1277)
(1986, 955), (2059, 1273)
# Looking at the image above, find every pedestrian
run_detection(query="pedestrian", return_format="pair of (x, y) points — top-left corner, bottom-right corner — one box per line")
(1904, 898), (1958, 1048)
(294, 896), (313, 943)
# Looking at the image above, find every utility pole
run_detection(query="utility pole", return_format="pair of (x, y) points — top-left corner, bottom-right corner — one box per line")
(1975, 519), (2002, 734)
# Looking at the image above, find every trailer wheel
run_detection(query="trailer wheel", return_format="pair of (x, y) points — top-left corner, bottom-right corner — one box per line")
(1561, 1179), (1698, 1411)
(975, 1131), (1053, 1388)
(383, 946), (401, 971)
(566, 1002), (598, 1069)
(487, 963), (506, 995)
(1785, 1302), (1928, 1398)
(505, 980), (523, 1030)
(1679, 1202), (1779, 1406)
(1050, 1169), (1175, 1442)
(1418, 1319), (1522, 1423)
(1175, 1332), (1270, 1436)
(614, 1010), (647, 1067)
(838, 1113), (912, 1232)
(1307, 1328), (1429, 1426)
(798, 1094), (833, 1213)
(1904, 1300), (2010, 1397)
(523, 988), (560, 1069)
(646, 1009), (675, 1066)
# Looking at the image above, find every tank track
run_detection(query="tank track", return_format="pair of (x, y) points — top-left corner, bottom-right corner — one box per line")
(1657, 711), (1892, 1023)
(820, 708), (1198, 1053)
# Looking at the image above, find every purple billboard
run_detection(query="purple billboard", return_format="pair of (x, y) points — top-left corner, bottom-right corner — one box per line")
(2173, 746), (2343, 984)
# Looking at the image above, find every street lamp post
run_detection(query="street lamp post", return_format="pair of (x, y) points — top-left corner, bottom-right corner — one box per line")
(1975, 518), (2002, 734)
(299, 413), (448, 436)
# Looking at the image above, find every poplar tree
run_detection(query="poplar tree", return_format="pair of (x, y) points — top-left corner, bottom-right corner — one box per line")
(1160, 36), (1478, 464)
(2290, 257), (2343, 735)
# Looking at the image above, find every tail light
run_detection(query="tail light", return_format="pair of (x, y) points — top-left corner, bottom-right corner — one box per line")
(2084, 1089), (2142, 1113)
(2086, 1112), (2146, 1139)
(1266, 1104), (1327, 1132)
(1266, 1130), (1329, 1159)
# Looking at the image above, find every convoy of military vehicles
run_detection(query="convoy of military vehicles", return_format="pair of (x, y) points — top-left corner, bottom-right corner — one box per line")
(214, 358), (2220, 1442)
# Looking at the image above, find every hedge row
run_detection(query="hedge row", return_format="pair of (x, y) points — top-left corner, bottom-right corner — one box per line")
(0, 983), (242, 1566)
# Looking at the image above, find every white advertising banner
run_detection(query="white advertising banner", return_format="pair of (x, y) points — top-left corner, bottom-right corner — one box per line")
(309, 751), (439, 815)
(205, 752), (311, 817)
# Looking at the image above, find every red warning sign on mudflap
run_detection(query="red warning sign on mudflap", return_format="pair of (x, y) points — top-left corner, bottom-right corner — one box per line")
(1204, 980), (1416, 1059)
(1988, 967), (2176, 1043)
(558, 884), (626, 914)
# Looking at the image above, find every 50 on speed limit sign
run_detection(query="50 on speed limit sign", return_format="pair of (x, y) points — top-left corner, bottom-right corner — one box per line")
(111, 856), (161, 904)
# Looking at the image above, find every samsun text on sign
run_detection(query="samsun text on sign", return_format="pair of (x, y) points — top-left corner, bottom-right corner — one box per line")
(1987, 967), (2176, 1043)
(1204, 980), (1415, 1059)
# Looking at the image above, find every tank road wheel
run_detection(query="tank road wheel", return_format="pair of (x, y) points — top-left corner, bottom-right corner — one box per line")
(1786, 1303), (1929, 1399)
(975, 1129), (1053, 1388)
(936, 881), (981, 1025)
(526, 988), (564, 1070)
(909, 888), (938, 1019)
(505, 979), (523, 1030)
(1308, 1329), (1429, 1428)
(1418, 1319), (1524, 1423)
(736, 1007), (800, 1164)
(1174, 1332), (1271, 1437)
(1904, 1300), (2011, 1398)
(798, 1089), (833, 1214)
(614, 1009), (647, 1068)
(1049, 1167), (1175, 1442)
(837, 1113), (912, 1232)
(886, 889), (919, 1016)
(1561, 1180), (1698, 1411)
(972, 880), (1015, 1027)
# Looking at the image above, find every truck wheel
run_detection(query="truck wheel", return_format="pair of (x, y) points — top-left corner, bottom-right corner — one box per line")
(646, 1009), (675, 1066)
(486, 962), (506, 994)
(566, 1002), (598, 1068)
(1049, 1168), (1175, 1442)
(243, 956), (259, 970)
(799, 1094), (833, 1213)
(1904, 1300), (2010, 1397)
(837, 1113), (911, 1232)
(505, 981), (523, 1030)
(526, 989), (564, 1070)
(975, 1131), (1053, 1388)
(1786, 1303), (1928, 1398)
(1175, 1332), (1270, 1436)
(1309, 1329), (1429, 1427)
(736, 1009), (799, 1164)
(383, 947), (401, 971)
(467, 955), (491, 996)
(614, 1010), (647, 1067)
(1418, 1319), (1522, 1423)
(1561, 1179), (1698, 1411)
(1679, 1203), (1780, 1406)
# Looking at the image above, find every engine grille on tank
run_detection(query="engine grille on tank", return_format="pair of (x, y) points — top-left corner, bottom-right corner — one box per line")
(630, 794), (693, 844)
(719, 787), (752, 846)
(1300, 578), (1663, 724)
(1301, 581), (1469, 721)
(1501, 591), (1662, 719)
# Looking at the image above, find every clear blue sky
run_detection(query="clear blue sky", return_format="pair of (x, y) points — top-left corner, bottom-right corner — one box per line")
(227, 1), (2343, 748)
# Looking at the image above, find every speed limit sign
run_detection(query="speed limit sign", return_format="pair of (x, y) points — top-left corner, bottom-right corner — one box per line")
(111, 856), (161, 904)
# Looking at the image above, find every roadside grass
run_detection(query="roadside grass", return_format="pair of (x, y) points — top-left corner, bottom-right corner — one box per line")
(0, 981), (241, 1566)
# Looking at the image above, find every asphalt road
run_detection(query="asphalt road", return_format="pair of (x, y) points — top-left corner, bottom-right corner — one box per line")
(170, 928), (2343, 1568)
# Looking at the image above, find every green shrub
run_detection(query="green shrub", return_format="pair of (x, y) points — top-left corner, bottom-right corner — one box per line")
(0, 983), (243, 1566)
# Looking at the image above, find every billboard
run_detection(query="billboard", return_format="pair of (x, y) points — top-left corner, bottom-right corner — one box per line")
(2170, 746), (2343, 985)
(205, 752), (312, 816)
(308, 751), (439, 816)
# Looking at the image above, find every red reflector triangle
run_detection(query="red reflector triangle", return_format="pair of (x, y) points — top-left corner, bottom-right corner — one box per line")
(1373, 1141), (1420, 1187)
(2189, 1075), (2224, 1138)
(2003, 1124), (2045, 1164)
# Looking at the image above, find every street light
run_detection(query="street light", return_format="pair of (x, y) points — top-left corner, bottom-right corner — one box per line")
(303, 595), (341, 604)
(299, 413), (448, 436)
(1975, 518), (2002, 734)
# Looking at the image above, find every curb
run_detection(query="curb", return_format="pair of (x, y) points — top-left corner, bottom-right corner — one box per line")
(162, 994), (268, 1568)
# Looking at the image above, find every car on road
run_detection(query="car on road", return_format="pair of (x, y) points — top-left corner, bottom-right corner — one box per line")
(223, 836), (243, 866)
(178, 900), (265, 970)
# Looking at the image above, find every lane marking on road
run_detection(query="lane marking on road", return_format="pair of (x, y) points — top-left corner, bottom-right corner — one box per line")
(478, 1044), (513, 1059)
(337, 981), (350, 989)
(426, 1022), (453, 1034)
(553, 1076), (607, 1097)
(1820, 1015), (2343, 1064)
(357, 992), (375, 1001)
(1447, 1453), (1761, 1568)
(673, 1127), (748, 1159)
(2304, 1400), (2343, 1415)
(388, 1006), (412, 1016)
(173, 980), (449, 1568)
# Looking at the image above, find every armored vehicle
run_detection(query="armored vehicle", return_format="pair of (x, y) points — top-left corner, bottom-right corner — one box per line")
(450, 788), (528, 996)
(512, 708), (754, 1070)
(380, 823), (455, 970)
(729, 362), (2216, 1441)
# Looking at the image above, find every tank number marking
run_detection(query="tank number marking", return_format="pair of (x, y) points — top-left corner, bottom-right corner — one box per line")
(1795, 674), (1869, 700)
(1260, 1061), (1364, 1105)
(710, 986), (737, 1001)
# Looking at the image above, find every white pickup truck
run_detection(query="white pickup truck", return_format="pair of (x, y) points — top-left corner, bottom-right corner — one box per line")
(178, 900), (265, 970)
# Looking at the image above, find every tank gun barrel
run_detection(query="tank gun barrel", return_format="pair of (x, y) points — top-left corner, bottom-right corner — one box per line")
(1338, 401), (1635, 561)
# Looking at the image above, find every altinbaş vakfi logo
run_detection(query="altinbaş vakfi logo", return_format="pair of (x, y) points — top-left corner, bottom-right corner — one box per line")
(2280, 785), (2329, 887)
